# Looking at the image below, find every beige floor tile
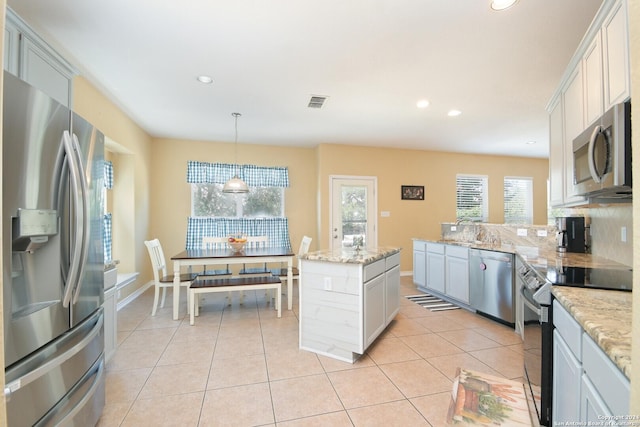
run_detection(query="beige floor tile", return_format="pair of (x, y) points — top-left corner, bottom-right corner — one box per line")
(411, 391), (454, 426)
(399, 333), (464, 359)
(212, 334), (265, 359)
(437, 328), (502, 351)
(398, 304), (437, 319)
(426, 353), (502, 380)
(379, 359), (452, 398)
(328, 366), (404, 409)
(200, 383), (274, 426)
(157, 339), (215, 366)
(348, 399), (431, 426)
(96, 400), (133, 427)
(366, 336), (420, 365)
(473, 321), (524, 345)
(414, 315), (467, 332)
(171, 322), (219, 343)
(277, 411), (353, 426)
(262, 328), (299, 354)
(118, 327), (176, 351)
(270, 374), (343, 421)
(207, 354), (268, 389)
(107, 345), (165, 371)
(317, 353), (376, 372)
(120, 392), (204, 427)
(386, 317), (431, 336)
(470, 346), (525, 380)
(104, 367), (152, 403)
(265, 348), (324, 380)
(138, 362), (210, 398)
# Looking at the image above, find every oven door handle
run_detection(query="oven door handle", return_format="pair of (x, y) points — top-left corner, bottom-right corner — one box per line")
(520, 285), (549, 323)
(520, 285), (542, 316)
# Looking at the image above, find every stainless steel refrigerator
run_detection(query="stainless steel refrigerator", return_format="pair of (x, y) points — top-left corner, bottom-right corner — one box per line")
(3, 71), (105, 426)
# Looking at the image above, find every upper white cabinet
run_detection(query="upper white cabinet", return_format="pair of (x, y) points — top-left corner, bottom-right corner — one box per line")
(4, 8), (77, 107)
(547, 0), (629, 208)
(602, 0), (630, 109)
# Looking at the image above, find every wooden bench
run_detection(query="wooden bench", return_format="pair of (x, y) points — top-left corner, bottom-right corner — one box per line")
(188, 276), (282, 324)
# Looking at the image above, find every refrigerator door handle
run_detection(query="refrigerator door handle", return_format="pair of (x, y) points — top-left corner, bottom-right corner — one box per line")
(61, 131), (84, 308)
(4, 312), (103, 398)
(70, 133), (90, 305)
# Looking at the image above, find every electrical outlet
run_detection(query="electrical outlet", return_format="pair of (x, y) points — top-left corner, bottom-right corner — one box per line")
(537, 230), (547, 237)
(451, 226), (457, 231)
(621, 226), (627, 243)
(324, 277), (332, 291)
(381, 211), (390, 217)
(517, 228), (527, 237)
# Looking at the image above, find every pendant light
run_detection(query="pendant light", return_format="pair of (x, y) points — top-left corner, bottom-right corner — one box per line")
(222, 112), (249, 193)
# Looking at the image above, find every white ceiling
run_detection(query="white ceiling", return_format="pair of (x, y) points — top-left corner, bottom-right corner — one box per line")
(8, 0), (604, 158)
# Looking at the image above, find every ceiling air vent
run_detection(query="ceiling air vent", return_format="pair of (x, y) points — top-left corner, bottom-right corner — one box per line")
(308, 95), (328, 109)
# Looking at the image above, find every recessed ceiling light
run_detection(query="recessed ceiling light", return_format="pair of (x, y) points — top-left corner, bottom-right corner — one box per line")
(491, 0), (518, 11)
(526, 140), (537, 145)
(197, 75), (213, 84)
(416, 99), (430, 109)
(448, 109), (462, 117)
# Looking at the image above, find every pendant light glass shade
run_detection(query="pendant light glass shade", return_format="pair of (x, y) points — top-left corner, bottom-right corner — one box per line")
(223, 112), (249, 193)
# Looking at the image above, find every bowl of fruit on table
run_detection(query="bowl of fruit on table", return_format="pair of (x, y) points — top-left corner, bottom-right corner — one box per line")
(227, 235), (247, 252)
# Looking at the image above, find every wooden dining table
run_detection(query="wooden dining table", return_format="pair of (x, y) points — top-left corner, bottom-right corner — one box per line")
(170, 246), (295, 320)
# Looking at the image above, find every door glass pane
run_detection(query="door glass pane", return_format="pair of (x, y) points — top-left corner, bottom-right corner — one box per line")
(342, 185), (367, 248)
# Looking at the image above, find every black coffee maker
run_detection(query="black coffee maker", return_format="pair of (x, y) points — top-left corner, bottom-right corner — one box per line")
(556, 217), (588, 253)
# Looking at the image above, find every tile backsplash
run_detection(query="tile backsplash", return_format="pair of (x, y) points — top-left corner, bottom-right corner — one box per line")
(441, 204), (633, 267)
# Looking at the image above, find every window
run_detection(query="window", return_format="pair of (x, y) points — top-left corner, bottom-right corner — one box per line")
(186, 161), (291, 250)
(191, 184), (284, 218)
(456, 174), (488, 222)
(504, 177), (533, 224)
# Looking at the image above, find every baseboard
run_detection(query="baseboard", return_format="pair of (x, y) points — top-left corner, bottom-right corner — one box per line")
(400, 270), (413, 277)
(117, 279), (152, 311)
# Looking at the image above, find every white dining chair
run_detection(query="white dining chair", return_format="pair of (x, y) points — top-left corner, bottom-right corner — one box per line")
(201, 236), (233, 276)
(271, 236), (312, 290)
(238, 236), (271, 276)
(144, 239), (196, 316)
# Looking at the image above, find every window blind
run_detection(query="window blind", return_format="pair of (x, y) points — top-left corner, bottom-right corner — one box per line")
(456, 174), (488, 222)
(504, 177), (533, 224)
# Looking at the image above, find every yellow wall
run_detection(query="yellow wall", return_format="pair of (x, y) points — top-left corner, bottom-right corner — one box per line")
(73, 76), (153, 298)
(317, 143), (550, 269)
(148, 138), (318, 262)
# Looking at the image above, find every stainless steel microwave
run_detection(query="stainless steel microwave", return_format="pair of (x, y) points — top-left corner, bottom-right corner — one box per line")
(572, 100), (631, 200)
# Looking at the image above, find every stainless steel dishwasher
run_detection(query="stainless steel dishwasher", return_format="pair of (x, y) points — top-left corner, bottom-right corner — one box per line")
(469, 249), (515, 325)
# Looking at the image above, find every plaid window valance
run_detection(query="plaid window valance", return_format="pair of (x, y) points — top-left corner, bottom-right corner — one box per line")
(186, 161), (289, 187)
(104, 160), (114, 189)
(186, 217), (291, 250)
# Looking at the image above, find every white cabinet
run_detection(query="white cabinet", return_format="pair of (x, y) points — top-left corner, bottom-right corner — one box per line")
(104, 286), (118, 363)
(412, 240), (426, 288)
(4, 8), (76, 107)
(364, 273), (386, 348)
(547, 0), (629, 208)
(548, 96), (565, 207)
(553, 329), (582, 423)
(426, 243), (445, 293)
(445, 245), (469, 304)
(562, 66), (588, 205)
(602, 0), (630, 109)
(299, 250), (401, 363)
(552, 300), (630, 424)
(583, 34), (604, 127)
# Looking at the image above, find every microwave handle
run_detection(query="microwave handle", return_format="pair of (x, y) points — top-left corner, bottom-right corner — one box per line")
(588, 124), (603, 183)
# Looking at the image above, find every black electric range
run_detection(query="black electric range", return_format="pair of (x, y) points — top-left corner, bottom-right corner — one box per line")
(544, 265), (632, 292)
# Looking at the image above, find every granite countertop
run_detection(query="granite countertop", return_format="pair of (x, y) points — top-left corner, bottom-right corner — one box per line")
(552, 286), (632, 379)
(300, 247), (401, 265)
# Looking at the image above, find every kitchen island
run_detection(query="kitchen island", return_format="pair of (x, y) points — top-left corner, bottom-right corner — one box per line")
(299, 247), (401, 363)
